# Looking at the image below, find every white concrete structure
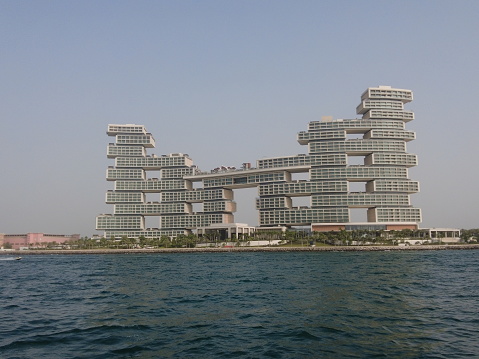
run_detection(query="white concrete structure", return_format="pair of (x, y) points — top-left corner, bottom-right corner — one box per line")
(426, 228), (461, 243)
(96, 87), (422, 238)
(196, 223), (255, 240)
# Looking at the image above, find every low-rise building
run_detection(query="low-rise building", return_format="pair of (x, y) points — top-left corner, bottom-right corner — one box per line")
(1, 233), (80, 250)
(425, 228), (461, 243)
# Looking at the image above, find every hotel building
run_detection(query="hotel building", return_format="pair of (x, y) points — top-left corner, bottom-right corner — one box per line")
(96, 86), (421, 238)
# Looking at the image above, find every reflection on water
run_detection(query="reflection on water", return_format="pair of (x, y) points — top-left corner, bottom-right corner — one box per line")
(1, 251), (478, 358)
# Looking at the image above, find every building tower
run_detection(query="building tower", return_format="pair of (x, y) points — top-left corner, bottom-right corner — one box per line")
(303, 86), (421, 231)
(95, 124), (234, 239)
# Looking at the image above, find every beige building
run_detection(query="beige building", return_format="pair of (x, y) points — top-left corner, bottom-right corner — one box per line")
(96, 86), (422, 238)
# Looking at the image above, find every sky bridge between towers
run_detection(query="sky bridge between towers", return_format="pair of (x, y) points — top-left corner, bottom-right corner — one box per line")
(184, 165), (312, 189)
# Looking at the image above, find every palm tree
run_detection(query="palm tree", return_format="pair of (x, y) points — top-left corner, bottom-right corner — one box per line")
(314, 232), (327, 245)
(99, 237), (107, 248)
(185, 234), (197, 248)
(159, 235), (170, 248)
(337, 230), (351, 245)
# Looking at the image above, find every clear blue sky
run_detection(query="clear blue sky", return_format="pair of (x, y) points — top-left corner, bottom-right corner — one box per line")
(1, 0), (478, 236)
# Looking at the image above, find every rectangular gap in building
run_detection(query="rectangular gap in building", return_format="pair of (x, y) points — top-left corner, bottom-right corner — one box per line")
(291, 172), (310, 182)
(349, 181), (366, 193)
(192, 180), (203, 189)
(347, 133), (364, 140)
(146, 170), (161, 180)
(144, 216), (160, 231)
(192, 202), (204, 214)
(348, 155), (364, 166)
(349, 208), (368, 223)
(144, 193), (160, 202)
(291, 196), (310, 209)
(233, 187), (259, 226)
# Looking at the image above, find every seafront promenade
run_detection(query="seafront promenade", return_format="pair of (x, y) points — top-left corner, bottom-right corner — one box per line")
(1, 244), (479, 255)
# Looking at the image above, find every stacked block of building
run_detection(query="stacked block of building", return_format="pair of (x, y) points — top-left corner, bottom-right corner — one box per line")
(96, 86), (421, 238)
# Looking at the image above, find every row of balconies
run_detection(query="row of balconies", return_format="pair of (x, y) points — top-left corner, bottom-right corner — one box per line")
(107, 144), (146, 158)
(308, 119), (405, 132)
(258, 206), (420, 226)
(160, 188), (233, 203)
(362, 109), (414, 122)
(114, 155), (194, 169)
(258, 179), (419, 196)
(259, 208), (350, 226)
(360, 87), (413, 103)
(309, 140), (406, 155)
(310, 166), (408, 181)
(297, 129), (415, 144)
(255, 193), (411, 210)
(112, 200), (236, 215)
(114, 179), (192, 192)
(115, 134), (155, 148)
(97, 212), (232, 230)
(107, 124), (147, 136)
(356, 99), (404, 114)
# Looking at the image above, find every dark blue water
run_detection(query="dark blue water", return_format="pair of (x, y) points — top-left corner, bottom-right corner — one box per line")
(1, 251), (479, 358)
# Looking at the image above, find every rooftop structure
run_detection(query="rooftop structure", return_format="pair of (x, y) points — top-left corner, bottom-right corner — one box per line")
(96, 86), (421, 238)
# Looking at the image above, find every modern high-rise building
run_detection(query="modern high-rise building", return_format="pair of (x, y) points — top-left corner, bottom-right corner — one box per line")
(96, 86), (421, 238)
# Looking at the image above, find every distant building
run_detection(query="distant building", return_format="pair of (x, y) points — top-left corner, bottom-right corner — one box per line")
(426, 228), (461, 243)
(1, 233), (80, 250)
(96, 86), (422, 238)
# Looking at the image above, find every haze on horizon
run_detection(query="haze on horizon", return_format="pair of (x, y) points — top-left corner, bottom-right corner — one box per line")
(1, 1), (478, 237)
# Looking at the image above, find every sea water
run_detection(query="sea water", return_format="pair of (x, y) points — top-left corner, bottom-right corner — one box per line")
(1, 251), (478, 358)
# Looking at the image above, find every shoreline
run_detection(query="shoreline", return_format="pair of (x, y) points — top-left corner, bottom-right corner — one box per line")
(1, 244), (479, 255)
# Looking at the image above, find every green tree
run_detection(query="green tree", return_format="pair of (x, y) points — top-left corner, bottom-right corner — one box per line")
(99, 237), (107, 248)
(121, 235), (136, 249)
(336, 230), (351, 245)
(389, 230), (403, 244)
(313, 232), (328, 245)
(461, 229), (479, 243)
(187, 234), (198, 248)
(159, 235), (168, 248)
(138, 235), (147, 248)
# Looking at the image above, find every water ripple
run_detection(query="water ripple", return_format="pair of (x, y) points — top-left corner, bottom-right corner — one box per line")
(1, 251), (479, 358)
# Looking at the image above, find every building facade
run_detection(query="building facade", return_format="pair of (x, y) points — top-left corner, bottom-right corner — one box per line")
(1, 233), (81, 250)
(96, 86), (421, 238)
